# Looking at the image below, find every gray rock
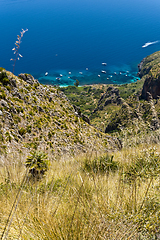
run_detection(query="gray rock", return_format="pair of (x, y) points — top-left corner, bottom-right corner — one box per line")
(0, 110), (3, 116)
(10, 107), (17, 114)
(0, 100), (9, 108)
(12, 89), (22, 99)
(37, 106), (44, 112)
(18, 73), (39, 85)
(49, 97), (52, 102)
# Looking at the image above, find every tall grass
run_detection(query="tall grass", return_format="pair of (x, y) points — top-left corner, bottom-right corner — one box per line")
(0, 145), (160, 239)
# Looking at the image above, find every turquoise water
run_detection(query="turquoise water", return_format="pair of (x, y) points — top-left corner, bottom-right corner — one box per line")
(0, 0), (160, 86)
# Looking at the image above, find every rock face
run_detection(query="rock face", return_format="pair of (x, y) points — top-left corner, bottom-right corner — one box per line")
(141, 76), (160, 100)
(138, 51), (160, 100)
(73, 105), (90, 124)
(138, 57), (151, 78)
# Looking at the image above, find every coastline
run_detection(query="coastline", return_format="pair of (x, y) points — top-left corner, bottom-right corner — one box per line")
(36, 67), (140, 87)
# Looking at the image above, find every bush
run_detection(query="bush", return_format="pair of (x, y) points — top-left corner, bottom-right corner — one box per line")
(84, 155), (119, 174)
(25, 151), (50, 178)
(19, 127), (26, 136)
(0, 92), (6, 99)
(0, 71), (10, 86)
(124, 148), (160, 183)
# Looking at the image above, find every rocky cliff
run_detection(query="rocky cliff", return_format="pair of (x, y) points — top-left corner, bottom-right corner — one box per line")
(138, 51), (160, 99)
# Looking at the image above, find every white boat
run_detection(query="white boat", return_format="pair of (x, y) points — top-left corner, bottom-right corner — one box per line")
(102, 63), (107, 66)
(56, 77), (61, 80)
(86, 68), (88, 70)
(98, 75), (101, 78)
(45, 72), (48, 76)
(142, 40), (159, 48)
(60, 74), (63, 77)
(79, 72), (83, 74)
(101, 70), (106, 74)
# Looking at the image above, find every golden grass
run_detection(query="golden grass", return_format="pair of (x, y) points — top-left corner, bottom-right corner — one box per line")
(0, 145), (160, 239)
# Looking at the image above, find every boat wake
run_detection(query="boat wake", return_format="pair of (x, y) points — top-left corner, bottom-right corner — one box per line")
(142, 40), (159, 48)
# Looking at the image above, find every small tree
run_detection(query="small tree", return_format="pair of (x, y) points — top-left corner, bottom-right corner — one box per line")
(25, 151), (49, 178)
(74, 79), (79, 87)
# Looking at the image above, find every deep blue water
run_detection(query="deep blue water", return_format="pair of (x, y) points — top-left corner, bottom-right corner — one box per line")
(1, 0), (160, 86)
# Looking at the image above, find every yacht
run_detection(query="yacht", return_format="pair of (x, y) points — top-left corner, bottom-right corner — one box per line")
(102, 63), (107, 66)
(101, 70), (106, 74)
(45, 72), (48, 76)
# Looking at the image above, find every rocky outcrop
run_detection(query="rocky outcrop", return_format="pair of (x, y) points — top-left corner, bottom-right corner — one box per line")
(73, 105), (90, 124)
(141, 76), (160, 100)
(137, 57), (151, 78)
(91, 87), (123, 115)
(138, 51), (160, 100)
(18, 73), (39, 85)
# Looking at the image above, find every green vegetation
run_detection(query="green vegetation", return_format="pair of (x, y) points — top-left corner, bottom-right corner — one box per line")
(61, 80), (145, 130)
(25, 151), (50, 178)
(1, 50), (160, 238)
(74, 79), (79, 87)
(0, 71), (10, 86)
(0, 146), (160, 239)
(118, 80), (144, 99)
(84, 154), (119, 174)
(61, 85), (104, 116)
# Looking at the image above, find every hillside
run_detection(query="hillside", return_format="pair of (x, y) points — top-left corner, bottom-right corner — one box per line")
(61, 52), (160, 142)
(1, 52), (160, 239)
(0, 68), (120, 157)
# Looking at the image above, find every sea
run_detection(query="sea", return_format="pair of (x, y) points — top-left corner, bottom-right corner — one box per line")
(1, 0), (160, 86)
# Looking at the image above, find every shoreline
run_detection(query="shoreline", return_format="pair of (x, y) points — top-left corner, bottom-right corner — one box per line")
(36, 68), (140, 87)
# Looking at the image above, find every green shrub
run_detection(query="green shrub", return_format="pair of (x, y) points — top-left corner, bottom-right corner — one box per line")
(5, 131), (12, 142)
(124, 148), (160, 183)
(26, 125), (32, 133)
(25, 151), (50, 178)
(74, 79), (79, 87)
(19, 127), (26, 136)
(6, 85), (11, 92)
(84, 155), (118, 174)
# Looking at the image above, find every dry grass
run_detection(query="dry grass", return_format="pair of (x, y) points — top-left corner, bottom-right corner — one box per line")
(0, 144), (160, 239)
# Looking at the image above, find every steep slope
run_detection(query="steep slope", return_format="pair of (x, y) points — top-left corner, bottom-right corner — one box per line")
(0, 68), (120, 156)
(60, 51), (160, 136)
